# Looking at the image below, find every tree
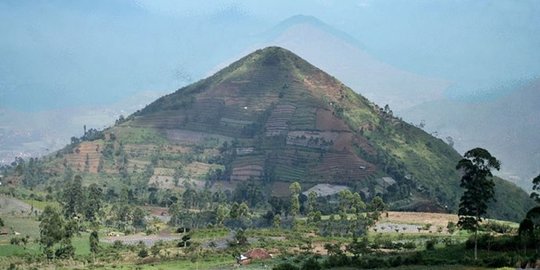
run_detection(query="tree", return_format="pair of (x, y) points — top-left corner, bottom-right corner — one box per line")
(132, 207), (147, 230)
(85, 183), (103, 222)
(289, 181), (301, 194)
(456, 147), (500, 260)
(89, 230), (99, 260)
(351, 192), (365, 214)
(307, 191), (317, 216)
(273, 214), (281, 228)
(289, 182), (301, 217)
(215, 205), (228, 226)
(229, 202), (239, 219)
(173, 166), (184, 187)
(367, 196), (385, 225)
(290, 194), (300, 217)
(168, 202), (183, 226)
(235, 229), (248, 246)
(62, 175), (84, 218)
(347, 236), (369, 259)
(518, 218), (535, 253)
(39, 206), (64, 259)
(530, 174), (540, 203)
(238, 202), (249, 218)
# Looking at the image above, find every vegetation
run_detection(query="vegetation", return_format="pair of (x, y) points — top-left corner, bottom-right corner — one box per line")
(456, 148), (500, 260)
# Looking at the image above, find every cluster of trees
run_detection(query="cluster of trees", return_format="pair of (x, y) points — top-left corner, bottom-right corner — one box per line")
(7, 157), (48, 187)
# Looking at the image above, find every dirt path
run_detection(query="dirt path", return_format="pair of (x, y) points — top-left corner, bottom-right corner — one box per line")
(102, 234), (184, 246)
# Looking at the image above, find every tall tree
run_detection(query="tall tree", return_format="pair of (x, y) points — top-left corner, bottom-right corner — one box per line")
(39, 206), (64, 259)
(530, 174), (540, 204)
(289, 182), (301, 217)
(307, 191), (317, 218)
(367, 196), (385, 225)
(215, 205), (228, 226)
(456, 147), (500, 260)
(85, 183), (103, 222)
(62, 175), (84, 218)
(238, 202), (249, 218)
(89, 230), (99, 261)
(132, 207), (147, 230)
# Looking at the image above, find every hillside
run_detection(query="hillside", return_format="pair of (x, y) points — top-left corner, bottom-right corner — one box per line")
(29, 47), (533, 221)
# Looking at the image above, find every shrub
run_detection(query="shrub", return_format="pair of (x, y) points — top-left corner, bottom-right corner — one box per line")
(10, 237), (20, 245)
(273, 262), (299, 270)
(300, 257), (321, 270)
(447, 221), (457, 234)
(138, 248), (148, 258)
(112, 240), (124, 249)
(481, 221), (513, 234)
(466, 234), (520, 252)
(403, 241), (417, 250)
(425, 239), (437, 250)
(483, 254), (512, 268)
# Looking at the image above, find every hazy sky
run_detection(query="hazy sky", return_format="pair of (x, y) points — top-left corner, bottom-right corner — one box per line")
(1, 0), (539, 111)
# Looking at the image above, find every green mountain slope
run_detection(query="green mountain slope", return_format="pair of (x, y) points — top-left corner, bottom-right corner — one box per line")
(32, 47), (533, 221)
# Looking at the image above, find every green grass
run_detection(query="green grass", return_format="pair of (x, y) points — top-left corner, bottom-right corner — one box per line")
(191, 228), (229, 240)
(0, 216), (40, 239)
(22, 199), (60, 211)
(116, 127), (167, 145)
(88, 253), (237, 270)
(0, 231), (107, 257)
(330, 266), (501, 270)
(0, 243), (41, 256)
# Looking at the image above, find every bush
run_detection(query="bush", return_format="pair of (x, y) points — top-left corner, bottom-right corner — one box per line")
(483, 254), (512, 268)
(323, 254), (350, 268)
(447, 221), (457, 234)
(10, 237), (20, 245)
(403, 241), (417, 250)
(300, 257), (321, 270)
(273, 262), (299, 270)
(466, 234), (520, 251)
(425, 239), (437, 250)
(113, 240), (124, 249)
(361, 257), (389, 268)
(138, 248), (148, 258)
(481, 221), (513, 234)
(389, 256), (403, 267)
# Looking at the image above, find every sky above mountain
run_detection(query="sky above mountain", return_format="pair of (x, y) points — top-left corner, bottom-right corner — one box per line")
(1, 0), (539, 111)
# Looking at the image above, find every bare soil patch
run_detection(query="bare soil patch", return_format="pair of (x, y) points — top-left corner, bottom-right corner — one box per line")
(316, 109), (350, 131)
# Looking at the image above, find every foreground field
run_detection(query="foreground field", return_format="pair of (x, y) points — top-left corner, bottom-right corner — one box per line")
(0, 203), (531, 270)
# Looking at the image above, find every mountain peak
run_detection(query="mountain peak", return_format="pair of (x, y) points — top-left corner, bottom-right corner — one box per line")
(251, 46), (298, 66)
(239, 46), (315, 71)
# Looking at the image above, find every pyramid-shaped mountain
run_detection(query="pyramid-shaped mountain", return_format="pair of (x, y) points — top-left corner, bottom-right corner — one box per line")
(50, 47), (532, 221)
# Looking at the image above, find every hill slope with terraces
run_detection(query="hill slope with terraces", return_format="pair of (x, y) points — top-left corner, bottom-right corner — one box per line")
(36, 47), (533, 221)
